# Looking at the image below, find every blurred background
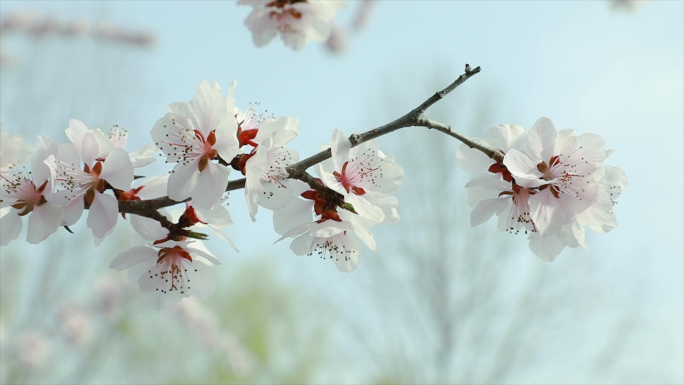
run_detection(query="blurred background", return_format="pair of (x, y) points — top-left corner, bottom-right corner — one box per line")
(0, 1), (682, 384)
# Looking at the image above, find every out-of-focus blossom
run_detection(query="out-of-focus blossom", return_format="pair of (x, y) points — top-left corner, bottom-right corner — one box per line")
(239, 0), (347, 51)
(151, 81), (239, 209)
(93, 277), (128, 318)
(325, 23), (348, 54)
(14, 330), (53, 368)
(55, 302), (93, 345)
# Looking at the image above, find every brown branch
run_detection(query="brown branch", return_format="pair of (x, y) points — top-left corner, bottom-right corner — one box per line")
(116, 64), (498, 229)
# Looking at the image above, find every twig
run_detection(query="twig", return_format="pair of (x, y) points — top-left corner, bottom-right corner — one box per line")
(117, 64), (498, 229)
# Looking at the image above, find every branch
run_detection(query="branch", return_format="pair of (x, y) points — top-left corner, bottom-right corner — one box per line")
(118, 64), (500, 227)
(289, 63), (500, 174)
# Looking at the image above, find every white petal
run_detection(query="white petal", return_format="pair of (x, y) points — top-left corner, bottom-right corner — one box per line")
(189, 81), (227, 135)
(528, 233), (566, 262)
(456, 144), (494, 173)
(526, 117), (557, 162)
(167, 162), (200, 202)
(470, 198), (509, 227)
(185, 260), (217, 300)
(26, 202), (64, 244)
(0, 208), (21, 246)
(62, 197), (84, 226)
(130, 214), (169, 242)
(80, 132), (99, 167)
(273, 198), (313, 235)
(191, 163), (230, 210)
(65, 119), (89, 149)
(100, 148), (134, 190)
(109, 246), (156, 270)
(87, 192), (118, 238)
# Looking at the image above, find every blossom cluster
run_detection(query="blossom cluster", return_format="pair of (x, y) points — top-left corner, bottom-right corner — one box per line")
(456, 117), (628, 261)
(0, 79), (404, 309)
(1, 79), (627, 311)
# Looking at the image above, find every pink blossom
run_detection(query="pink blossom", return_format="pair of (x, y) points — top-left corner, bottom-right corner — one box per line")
(239, 0), (347, 51)
(317, 129), (403, 223)
(1, 136), (64, 245)
(242, 116), (300, 221)
(109, 240), (220, 310)
(457, 118), (627, 261)
(274, 180), (376, 272)
(49, 121), (134, 238)
(151, 81), (239, 209)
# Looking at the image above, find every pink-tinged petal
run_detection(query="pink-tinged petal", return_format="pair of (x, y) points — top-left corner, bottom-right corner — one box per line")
(271, 117), (299, 146)
(61, 197), (84, 226)
(206, 226), (239, 252)
(484, 124), (526, 152)
(99, 148), (134, 190)
(370, 156), (404, 195)
(245, 149), (268, 191)
(456, 143), (494, 173)
(214, 116), (239, 162)
(30, 136), (57, 182)
(330, 129), (351, 166)
(570, 221), (587, 249)
(109, 246), (157, 270)
(129, 143), (158, 168)
(196, 203), (233, 228)
(80, 132), (99, 167)
(26, 202), (64, 244)
(310, 221), (353, 238)
(91, 129), (116, 159)
(333, 235), (361, 273)
(135, 175), (169, 200)
(526, 117), (557, 162)
(290, 233), (315, 256)
(503, 149), (546, 187)
(185, 245), (222, 266)
(577, 192), (614, 230)
(130, 214), (169, 242)
(167, 161), (200, 202)
(557, 180), (599, 215)
(139, 275), (185, 311)
(185, 260), (217, 300)
(65, 119), (89, 149)
(256, 178), (294, 211)
(349, 195), (384, 223)
(352, 226), (376, 252)
(226, 79), (237, 113)
(273, 197), (313, 236)
(528, 189), (559, 236)
(167, 101), (195, 124)
(0, 208), (21, 246)
(471, 198), (509, 227)
(256, 116), (298, 145)
(87, 191), (118, 238)
(317, 160), (343, 193)
(57, 143), (81, 167)
(528, 233), (566, 262)
(191, 163), (230, 210)
(189, 81), (227, 135)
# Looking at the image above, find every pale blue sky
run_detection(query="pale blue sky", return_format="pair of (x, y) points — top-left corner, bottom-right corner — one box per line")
(1, 1), (682, 383)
